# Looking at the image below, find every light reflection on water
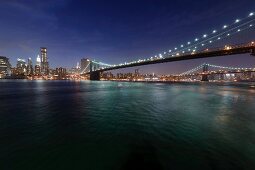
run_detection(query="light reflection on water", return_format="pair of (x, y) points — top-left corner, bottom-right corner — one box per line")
(0, 80), (255, 169)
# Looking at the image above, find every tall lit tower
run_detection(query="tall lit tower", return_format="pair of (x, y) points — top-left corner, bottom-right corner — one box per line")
(40, 47), (49, 75)
(34, 54), (41, 75)
(27, 58), (33, 75)
(36, 54), (41, 66)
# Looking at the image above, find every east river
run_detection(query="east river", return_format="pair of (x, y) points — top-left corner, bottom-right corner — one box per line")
(0, 80), (255, 169)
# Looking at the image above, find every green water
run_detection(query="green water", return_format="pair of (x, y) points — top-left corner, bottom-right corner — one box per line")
(0, 80), (255, 169)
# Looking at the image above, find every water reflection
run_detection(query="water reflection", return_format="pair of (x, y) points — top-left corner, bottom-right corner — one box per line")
(1, 81), (255, 169)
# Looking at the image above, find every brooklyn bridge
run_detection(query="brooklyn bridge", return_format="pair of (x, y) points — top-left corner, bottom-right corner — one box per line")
(81, 12), (255, 81)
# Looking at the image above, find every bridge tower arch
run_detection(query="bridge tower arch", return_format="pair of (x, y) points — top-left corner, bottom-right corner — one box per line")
(89, 61), (101, 81)
(201, 64), (209, 81)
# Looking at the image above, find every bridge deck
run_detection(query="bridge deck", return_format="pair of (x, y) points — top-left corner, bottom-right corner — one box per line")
(94, 43), (255, 73)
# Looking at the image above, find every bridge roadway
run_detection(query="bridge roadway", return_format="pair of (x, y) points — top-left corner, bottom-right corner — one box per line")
(89, 43), (255, 80)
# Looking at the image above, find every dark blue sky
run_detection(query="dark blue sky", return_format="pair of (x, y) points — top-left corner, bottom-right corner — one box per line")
(0, 0), (255, 74)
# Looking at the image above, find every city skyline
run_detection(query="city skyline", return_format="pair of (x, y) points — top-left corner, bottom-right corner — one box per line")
(0, 0), (255, 74)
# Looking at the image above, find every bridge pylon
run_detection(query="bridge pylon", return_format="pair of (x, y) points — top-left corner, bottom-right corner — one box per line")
(89, 61), (101, 81)
(90, 71), (101, 81)
(251, 49), (255, 56)
(201, 64), (209, 82)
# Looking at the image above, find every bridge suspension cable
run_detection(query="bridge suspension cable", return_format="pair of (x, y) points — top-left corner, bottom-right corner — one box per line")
(162, 12), (255, 57)
(130, 11), (255, 63)
(179, 64), (206, 76)
(80, 63), (90, 74)
(91, 60), (113, 67)
(179, 63), (255, 76)
(90, 11), (255, 71)
(206, 64), (254, 71)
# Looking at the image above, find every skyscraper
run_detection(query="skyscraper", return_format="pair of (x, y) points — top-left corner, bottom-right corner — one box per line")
(40, 47), (49, 75)
(35, 55), (41, 75)
(0, 56), (11, 78)
(16, 58), (26, 75)
(27, 58), (33, 75)
(80, 58), (90, 74)
(36, 54), (41, 66)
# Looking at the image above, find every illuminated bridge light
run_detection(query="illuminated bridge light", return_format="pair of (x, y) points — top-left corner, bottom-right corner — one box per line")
(106, 12), (255, 69)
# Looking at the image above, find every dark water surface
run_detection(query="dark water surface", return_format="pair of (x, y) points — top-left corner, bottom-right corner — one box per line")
(1, 80), (255, 170)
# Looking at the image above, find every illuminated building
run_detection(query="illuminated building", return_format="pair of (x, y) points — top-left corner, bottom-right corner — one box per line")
(54, 67), (67, 79)
(16, 58), (27, 75)
(80, 58), (90, 74)
(36, 54), (41, 66)
(40, 47), (49, 75)
(0, 56), (11, 78)
(27, 58), (33, 75)
(35, 55), (41, 75)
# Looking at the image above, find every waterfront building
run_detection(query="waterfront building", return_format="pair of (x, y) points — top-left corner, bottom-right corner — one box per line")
(35, 55), (41, 75)
(36, 54), (41, 66)
(27, 58), (33, 75)
(16, 58), (27, 75)
(0, 56), (11, 78)
(54, 67), (67, 79)
(40, 47), (49, 75)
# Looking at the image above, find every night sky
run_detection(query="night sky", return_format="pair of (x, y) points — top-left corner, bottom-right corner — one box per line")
(0, 0), (255, 74)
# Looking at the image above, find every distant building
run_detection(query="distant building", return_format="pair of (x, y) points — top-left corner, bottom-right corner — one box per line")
(27, 58), (33, 75)
(54, 67), (67, 79)
(40, 47), (49, 75)
(0, 56), (11, 78)
(35, 55), (41, 75)
(80, 58), (90, 74)
(36, 54), (41, 66)
(16, 58), (26, 75)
